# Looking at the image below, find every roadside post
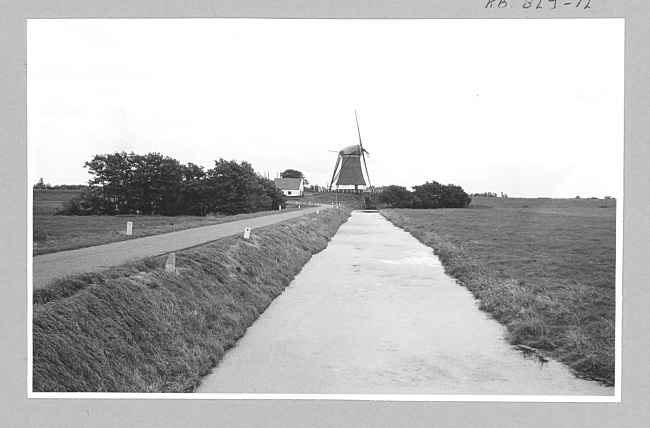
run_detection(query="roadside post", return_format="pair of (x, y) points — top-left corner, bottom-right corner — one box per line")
(126, 221), (133, 236)
(244, 227), (251, 239)
(165, 253), (176, 273)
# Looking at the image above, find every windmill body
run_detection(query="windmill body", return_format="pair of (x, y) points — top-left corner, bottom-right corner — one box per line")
(329, 112), (372, 192)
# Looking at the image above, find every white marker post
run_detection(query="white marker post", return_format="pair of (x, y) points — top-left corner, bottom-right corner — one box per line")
(279, 205), (282, 211)
(316, 210), (319, 214)
(298, 205), (301, 209)
(165, 253), (176, 273)
(126, 221), (133, 236)
(244, 227), (251, 239)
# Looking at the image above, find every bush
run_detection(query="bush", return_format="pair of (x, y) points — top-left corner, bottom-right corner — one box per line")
(55, 187), (104, 216)
(413, 181), (471, 208)
(378, 181), (471, 209)
(378, 185), (416, 208)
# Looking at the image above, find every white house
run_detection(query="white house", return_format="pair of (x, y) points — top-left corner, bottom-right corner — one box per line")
(274, 177), (304, 197)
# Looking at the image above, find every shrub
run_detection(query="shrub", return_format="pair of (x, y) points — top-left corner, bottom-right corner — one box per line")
(412, 181), (472, 208)
(378, 181), (471, 209)
(378, 185), (416, 208)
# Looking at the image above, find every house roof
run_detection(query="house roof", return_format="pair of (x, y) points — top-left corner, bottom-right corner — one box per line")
(274, 177), (303, 190)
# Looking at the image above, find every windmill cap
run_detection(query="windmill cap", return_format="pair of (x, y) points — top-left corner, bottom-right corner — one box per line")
(339, 145), (365, 156)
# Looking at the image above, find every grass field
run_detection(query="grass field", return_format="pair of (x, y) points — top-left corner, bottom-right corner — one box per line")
(33, 189), (304, 255)
(381, 197), (617, 385)
(33, 208), (351, 392)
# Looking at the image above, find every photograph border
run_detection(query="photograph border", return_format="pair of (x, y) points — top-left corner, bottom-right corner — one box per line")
(3, 1), (648, 427)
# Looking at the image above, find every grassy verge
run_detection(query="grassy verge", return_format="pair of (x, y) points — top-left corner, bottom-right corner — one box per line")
(33, 208), (350, 392)
(33, 209), (305, 256)
(381, 203), (616, 386)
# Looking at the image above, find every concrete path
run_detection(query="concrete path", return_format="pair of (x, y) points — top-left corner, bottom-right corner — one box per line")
(196, 211), (611, 396)
(33, 205), (331, 289)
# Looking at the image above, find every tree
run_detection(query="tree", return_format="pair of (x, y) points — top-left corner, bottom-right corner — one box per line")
(206, 159), (274, 215)
(413, 180), (471, 208)
(379, 185), (416, 208)
(179, 163), (209, 215)
(413, 181), (444, 208)
(64, 152), (284, 216)
(280, 169), (309, 185)
(33, 178), (51, 189)
(259, 177), (286, 210)
(84, 151), (132, 214)
(470, 191), (497, 198)
(83, 151), (187, 215)
(129, 152), (185, 215)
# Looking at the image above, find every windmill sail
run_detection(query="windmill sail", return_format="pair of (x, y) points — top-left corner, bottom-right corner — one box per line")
(355, 110), (371, 189)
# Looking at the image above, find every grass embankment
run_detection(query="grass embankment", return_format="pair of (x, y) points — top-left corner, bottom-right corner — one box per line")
(33, 208), (350, 392)
(33, 189), (304, 255)
(381, 198), (616, 385)
(290, 191), (366, 210)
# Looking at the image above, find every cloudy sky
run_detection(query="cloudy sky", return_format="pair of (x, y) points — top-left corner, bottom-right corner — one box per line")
(28, 18), (623, 198)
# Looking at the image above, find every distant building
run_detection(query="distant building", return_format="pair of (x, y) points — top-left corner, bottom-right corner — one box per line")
(274, 177), (304, 197)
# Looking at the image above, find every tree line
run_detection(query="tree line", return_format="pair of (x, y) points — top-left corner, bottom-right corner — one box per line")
(33, 178), (86, 190)
(469, 191), (509, 198)
(57, 152), (285, 216)
(378, 181), (472, 209)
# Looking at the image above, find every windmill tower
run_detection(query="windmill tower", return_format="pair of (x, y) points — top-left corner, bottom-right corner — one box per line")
(329, 111), (372, 193)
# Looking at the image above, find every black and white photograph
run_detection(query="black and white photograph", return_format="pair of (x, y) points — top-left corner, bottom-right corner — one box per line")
(6, 1), (650, 425)
(27, 18), (623, 400)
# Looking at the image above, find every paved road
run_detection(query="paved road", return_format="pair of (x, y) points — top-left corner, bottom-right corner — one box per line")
(33, 205), (332, 289)
(195, 211), (611, 396)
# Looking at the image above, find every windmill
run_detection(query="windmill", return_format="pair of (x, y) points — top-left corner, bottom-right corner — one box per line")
(328, 111), (372, 193)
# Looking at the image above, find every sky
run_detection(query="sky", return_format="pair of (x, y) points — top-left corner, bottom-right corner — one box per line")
(28, 19), (623, 198)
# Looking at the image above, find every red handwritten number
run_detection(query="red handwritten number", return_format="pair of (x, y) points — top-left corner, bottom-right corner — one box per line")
(584, 0), (591, 8)
(536, 0), (543, 9)
(523, 0), (532, 8)
(576, 0), (582, 6)
(548, 0), (557, 9)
